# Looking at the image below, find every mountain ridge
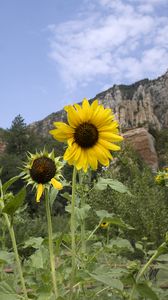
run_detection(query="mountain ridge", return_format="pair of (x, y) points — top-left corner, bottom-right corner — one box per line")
(29, 70), (168, 137)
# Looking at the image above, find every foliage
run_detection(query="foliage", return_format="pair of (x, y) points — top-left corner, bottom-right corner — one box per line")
(88, 145), (168, 245)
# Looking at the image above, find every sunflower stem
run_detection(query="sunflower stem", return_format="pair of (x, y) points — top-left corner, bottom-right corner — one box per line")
(45, 190), (58, 299)
(106, 225), (110, 245)
(0, 184), (28, 299)
(70, 166), (77, 299)
(79, 171), (86, 257)
(129, 248), (161, 300)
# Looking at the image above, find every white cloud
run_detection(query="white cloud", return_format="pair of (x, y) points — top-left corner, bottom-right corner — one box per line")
(48, 0), (168, 90)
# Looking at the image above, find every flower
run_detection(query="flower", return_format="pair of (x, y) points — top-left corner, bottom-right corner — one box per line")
(155, 168), (168, 187)
(155, 173), (164, 185)
(100, 222), (109, 229)
(49, 98), (123, 172)
(22, 150), (63, 202)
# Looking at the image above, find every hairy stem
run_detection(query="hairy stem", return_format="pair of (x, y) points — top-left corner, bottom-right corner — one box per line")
(70, 166), (77, 300)
(45, 190), (58, 299)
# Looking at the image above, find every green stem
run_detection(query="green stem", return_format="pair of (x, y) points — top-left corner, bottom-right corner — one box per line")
(79, 172), (86, 255)
(70, 166), (77, 299)
(106, 226), (110, 245)
(129, 249), (160, 300)
(0, 183), (28, 300)
(4, 213), (28, 299)
(87, 220), (102, 242)
(45, 190), (58, 299)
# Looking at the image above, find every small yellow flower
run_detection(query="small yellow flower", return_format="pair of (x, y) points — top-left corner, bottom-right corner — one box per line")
(49, 98), (123, 172)
(22, 150), (63, 202)
(100, 222), (109, 229)
(155, 174), (163, 184)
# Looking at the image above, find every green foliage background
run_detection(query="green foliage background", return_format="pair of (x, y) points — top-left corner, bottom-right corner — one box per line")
(0, 115), (168, 247)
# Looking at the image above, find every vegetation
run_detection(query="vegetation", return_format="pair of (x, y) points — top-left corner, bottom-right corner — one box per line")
(0, 115), (168, 299)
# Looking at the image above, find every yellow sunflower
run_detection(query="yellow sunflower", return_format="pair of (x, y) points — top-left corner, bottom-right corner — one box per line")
(49, 98), (123, 172)
(22, 150), (63, 202)
(100, 222), (109, 229)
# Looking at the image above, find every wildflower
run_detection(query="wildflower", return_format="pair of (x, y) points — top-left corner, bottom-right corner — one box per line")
(49, 98), (123, 172)
(155, 173), (164, 185)
(155, 167), (168, 187)
(100, 222), (109, 229)
(22, 150), (63, 202)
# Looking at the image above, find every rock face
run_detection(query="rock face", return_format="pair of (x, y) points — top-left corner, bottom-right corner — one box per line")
(95, 71), (168, 130)
(29, 71), (168, 137)
(19, 71), (168, 169)
(0, 140), (6, 154)
(123, 128), (158, 171)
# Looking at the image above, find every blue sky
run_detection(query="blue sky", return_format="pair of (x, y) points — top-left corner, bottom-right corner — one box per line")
(0, 0), (168, 129)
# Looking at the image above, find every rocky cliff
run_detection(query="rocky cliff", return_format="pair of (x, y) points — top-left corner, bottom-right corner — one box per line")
(26, 71), (168, 171)
(29, 71), (168, 136)
(1, 71), (168, 170)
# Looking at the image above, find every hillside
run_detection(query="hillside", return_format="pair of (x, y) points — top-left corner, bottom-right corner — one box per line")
(29, 70), (168, 136)
(1, 71), (168, 170)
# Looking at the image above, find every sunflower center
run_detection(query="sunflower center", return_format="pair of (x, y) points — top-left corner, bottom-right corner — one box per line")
(74, 122), (98, 148)
(30, 157), (56, 184)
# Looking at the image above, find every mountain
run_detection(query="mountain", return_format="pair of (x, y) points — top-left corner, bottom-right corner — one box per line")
(1, 71), (168, 170)
(29, 70), (168, 136)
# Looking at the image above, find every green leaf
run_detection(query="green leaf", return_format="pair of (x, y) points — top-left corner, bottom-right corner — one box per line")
(0, 281), (20, 300)
(75, 204), (91, 221)
(61, 192), (71, 202)
(136, 282), (159, 300)
(23, 237), (44, 249)
(96, 210), (134, 230)
(96, 210), (113, 219)
(89, 273), (123, 290)
(2, 187), (26, 215)
(49, 187), (58, 207)
(107, 217), (134, 230)
(2, 176), (20, 194)
(65, 204), (91, 221)
(29, 248), (44, 269)
(156, 242), (168, 258)
(95, 177), (132, 195)
(0, 251), (14, 264)
(108, 238), (134, 252)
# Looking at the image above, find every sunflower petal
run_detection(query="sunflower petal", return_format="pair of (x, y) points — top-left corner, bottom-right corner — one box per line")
(98, 138), (121, 151)
(93, 144), (110, 166)
(64, 143), (78, 161)
(36, 184), (44, 203)
(98, 122), (119, 132)
(51, 178), (63, 190)
(87, 148), (98, 170)
(49, 129), (67, 142)
(75, 149), (88, 172)
(99, 132), (123, 142)
(82, 98), (92, 122)
(91, 99), (99, 110)
(67, 106), (82, 127)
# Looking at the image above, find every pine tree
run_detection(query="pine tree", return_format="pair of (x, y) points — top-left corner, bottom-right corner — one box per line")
(6, 114), (29, 156)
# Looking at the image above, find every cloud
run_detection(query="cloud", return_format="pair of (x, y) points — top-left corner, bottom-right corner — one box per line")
(48, 0), (168, 90)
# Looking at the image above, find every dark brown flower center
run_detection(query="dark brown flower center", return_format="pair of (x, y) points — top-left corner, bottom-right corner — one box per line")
(30, 157), (56, 184)
(74, 122), (98, 148)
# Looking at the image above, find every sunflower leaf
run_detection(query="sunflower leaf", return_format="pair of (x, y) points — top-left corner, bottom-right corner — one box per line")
(94, 177), (132, 195)
(96, 210), (134, 230)
(2, 187), (26, 216)
(2, 176), (20, 194)
(0, 281), (20, 300)
(135, 282), (159, 300)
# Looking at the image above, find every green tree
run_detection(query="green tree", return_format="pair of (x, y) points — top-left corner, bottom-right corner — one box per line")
(6, 114), (29, 157)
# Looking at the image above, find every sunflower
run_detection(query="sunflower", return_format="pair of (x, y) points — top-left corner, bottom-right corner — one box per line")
(49, 98), (123, 172)
(100, 222), (109, 229)
(22, 150), (63, 202)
